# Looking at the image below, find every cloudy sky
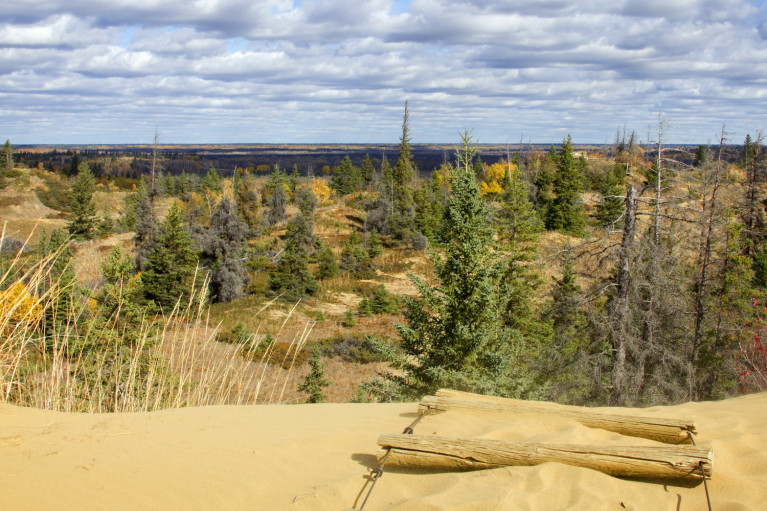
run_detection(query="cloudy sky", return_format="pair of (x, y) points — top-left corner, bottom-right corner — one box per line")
(1, 0), (765, 144)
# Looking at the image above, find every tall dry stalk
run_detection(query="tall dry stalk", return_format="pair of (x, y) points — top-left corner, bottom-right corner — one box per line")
(0, 224), (310, 412)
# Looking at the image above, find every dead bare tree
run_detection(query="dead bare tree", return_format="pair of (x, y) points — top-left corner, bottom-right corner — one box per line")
(150, 127), (159, 203)
(609, 185), (637, 404)
(692, 127), (727, 360)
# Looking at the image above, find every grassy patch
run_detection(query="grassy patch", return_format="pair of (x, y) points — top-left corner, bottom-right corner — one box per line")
(315, 334), (390, 364)
(35, 173), (72, 212)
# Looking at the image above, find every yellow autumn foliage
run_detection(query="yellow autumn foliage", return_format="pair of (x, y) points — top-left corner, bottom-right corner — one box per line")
(310, 178), (333, 205)
(485, 160), (517, 183)
(480, 180), (504, 197)
(0, 282), (42, 329)
(221, 178), (234, 200)
(433, 163), (453, 192)
(480, 160), (517, 197)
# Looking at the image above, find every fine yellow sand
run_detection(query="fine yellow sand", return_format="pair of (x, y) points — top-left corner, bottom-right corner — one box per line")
(1, 392), (765, 510)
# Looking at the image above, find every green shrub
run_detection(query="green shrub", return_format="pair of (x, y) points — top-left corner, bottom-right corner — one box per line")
(315, 335), (388, 364)
(36, 175), (72, 211)
(216, 322), (251, 344)
(342, 310), (357, 327)
(297, 346), (331, 403)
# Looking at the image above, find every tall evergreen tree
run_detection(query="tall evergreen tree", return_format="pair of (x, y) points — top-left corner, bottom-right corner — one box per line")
(694, 144), (708, 167)
(133, 177), (156, 272)
(2, 139), (12, 170)
(66, 153), (80, 177)
(330, 155), (361, 195)
(95, 246), (146, 345)
(544, 250), (591, 402)
(360, 153), (375, 188)
(298, 346), (331, 403)
(340, 230), (372, 277)
(387, 102), (418, 243)
(596, 164), (625, 228)
(236, 172), (261, 233)
(142, 202), (199, 310)
(288, 164), (301, 200)
(377, 131), (533, 398)
(365, 228), (383, 258)
(269, 222), (318, 301)
(380, 154), (393, 203)
(414, 176), (444, 242)
(36, 228), (76, 340)
(269, 188), (319, 300)
(294, 186), (318, 249)
(534, 145), (557, 213)
(266, 166), (287, 226)
(498, 163), (547, 346)
(200, 166), (221, 193)
(315, 244), (339, 280)
(67, 162), (98, 240)
(199, 197), (249, 303)
(741, 133), (764, 259)
(546, 135), (586, 234)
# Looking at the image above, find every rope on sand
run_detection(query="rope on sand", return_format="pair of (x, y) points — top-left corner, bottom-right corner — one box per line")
(349, 407), (434, 511)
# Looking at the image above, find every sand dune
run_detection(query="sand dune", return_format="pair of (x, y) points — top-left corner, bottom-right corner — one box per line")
(1, 392), (765, 510)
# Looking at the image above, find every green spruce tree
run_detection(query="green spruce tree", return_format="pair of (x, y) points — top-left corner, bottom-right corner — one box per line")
(133, 177), (156, 271)
(544, 250), (591, 402)
(37, 228), (77, 339)
(340, 230), (371, 277)
(2, 139), (12, 170)
(546, 135), (586, 234)
(269, 190), (319, 301)
(142, 202), (200, 310)
(534, 145), (557, 214)
(694, 144), (708, 167)
(596, 164), (625, 228)
(315, 244), (339, 280)
(365, 228), (383, 259)
(330, 155), (361, 195)
(95, 246), (146, 345)
(67, 162), (98, 240)
(288, 164), (301, 200)
(381, 131), (503, 397)
(386, 102), (418, 243)
(298, 346), (331, 403)
(66, 153), (80, 178)
(498, 163), (547, 348)
(200, 166), (221, 193)
(360, 153), (375, 188)
(266, 166), (287, 226)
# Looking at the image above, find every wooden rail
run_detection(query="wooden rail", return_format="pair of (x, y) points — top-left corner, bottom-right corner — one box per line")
(420, 390), (697, 445)
(378, 434), (712, 481)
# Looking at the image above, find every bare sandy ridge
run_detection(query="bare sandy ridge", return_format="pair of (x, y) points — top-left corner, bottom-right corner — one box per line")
(1, 392), (765, 510)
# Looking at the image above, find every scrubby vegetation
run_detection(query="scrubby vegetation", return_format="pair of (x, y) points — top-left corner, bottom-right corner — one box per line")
(1, 116), (766, 410)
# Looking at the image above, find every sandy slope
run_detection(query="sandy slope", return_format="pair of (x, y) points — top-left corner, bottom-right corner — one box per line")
(1, 393), (765, 510)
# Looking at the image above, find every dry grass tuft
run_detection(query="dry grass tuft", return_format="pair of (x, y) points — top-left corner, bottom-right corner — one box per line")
(0, 223), (312, 412)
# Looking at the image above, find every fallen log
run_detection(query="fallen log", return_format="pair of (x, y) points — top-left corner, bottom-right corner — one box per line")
(422, 391), (696, 444)
(378, 434), (712, 481)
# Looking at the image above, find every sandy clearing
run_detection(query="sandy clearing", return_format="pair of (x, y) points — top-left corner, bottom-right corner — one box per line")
(0, 392), (765, 510)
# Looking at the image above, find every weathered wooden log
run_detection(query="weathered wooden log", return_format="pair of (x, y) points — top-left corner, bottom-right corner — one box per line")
(422, 390), (697, 445)
(378, 434), (712, 481)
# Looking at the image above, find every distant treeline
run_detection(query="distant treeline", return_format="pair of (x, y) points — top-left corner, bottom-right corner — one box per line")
(13, 142), (730, 180)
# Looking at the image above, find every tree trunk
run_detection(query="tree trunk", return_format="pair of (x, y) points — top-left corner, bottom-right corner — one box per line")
(611, 185), (637, 403)
(378, 434), (712, 481)
(424, 392), (696, 444)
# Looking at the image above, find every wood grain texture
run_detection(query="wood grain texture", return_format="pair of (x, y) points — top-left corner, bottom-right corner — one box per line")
(378, 434), (712, 480)
(423, 390), (697, 444)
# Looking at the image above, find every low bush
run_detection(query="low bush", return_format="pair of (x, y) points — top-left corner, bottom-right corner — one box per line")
(315, 334), (389, 364)
(36, 175), (72, 212)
